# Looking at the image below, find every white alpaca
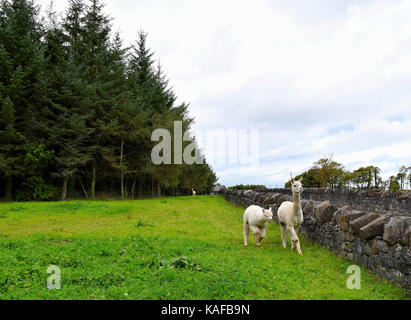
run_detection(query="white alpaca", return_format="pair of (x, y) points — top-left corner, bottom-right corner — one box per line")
(243, 205), (273, 247)
(192, 189), (196, 196)
(277, 175), (304, 255)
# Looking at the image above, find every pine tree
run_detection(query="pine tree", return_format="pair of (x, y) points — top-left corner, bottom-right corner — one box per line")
(126, 31), (217, 197)
(46, 59), (94, 199)
(128, 31), (155, 100)
(41, 3), (94, 200)
(0, 96), (25, 200)
(62, 0), (86, 60)
(0, 0), (45, 199)
(80, 0), (118, 199)
(0, 0), (217, 200)
(98, 33), (148, 199)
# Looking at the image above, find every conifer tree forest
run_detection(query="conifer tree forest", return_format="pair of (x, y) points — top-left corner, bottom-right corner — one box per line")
(0, 0), (217, 201)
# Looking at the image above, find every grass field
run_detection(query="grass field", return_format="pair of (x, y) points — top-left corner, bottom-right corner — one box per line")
(0, 196), (407, 300)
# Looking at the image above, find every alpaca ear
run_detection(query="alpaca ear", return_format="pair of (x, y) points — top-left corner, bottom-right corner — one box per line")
(298, 177), (303, 182)
(291, 178), (295, 183)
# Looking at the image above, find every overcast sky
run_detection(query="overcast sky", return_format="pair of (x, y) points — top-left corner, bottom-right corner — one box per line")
(37, 0), (411, 187)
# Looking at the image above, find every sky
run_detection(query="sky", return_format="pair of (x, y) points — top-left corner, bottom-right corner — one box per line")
(37, 0), (411, 187)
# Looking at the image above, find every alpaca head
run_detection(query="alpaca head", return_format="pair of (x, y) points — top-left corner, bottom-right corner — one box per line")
(262, 207), (273, 222)
(291, 176), (303, 194)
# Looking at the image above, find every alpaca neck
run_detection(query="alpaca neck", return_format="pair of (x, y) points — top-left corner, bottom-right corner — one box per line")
(292, 192), (302, 216)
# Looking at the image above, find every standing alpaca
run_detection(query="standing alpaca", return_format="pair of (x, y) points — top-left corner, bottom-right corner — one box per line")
(277, 175), (304, 255)
(192, 189), (196, 196)
(243, 205), (273, 247)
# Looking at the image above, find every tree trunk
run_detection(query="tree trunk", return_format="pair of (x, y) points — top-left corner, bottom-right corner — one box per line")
(61, 176), (69, 201)
(120, 135), (124, 200)
(138, 180), (143, 199)
(157, 181), (161, 197)
(91, 163), (96, 200)
(5, 177), (12, 201)
(131, 176), (136, 200)
(76, 174), (88, 199)
(121, 172), (124, 200)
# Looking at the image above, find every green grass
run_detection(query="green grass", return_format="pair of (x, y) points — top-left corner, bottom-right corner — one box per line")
(0, 196), (407, 300)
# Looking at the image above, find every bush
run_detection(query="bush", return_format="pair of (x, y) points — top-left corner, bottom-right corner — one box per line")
(16, 176), (59, 201)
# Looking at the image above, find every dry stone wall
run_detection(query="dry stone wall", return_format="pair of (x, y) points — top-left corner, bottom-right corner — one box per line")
(220, 188), (411, 295)
(252, 188), (411, 216)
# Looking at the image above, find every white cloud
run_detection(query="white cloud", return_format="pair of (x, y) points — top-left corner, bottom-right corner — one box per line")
(37, 0), (411, 187)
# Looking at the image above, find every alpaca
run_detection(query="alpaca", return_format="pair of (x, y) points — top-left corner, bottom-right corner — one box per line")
(243, 205), (273, 247)
(192, 189), (196, 196)
(277, 175), (304, 255)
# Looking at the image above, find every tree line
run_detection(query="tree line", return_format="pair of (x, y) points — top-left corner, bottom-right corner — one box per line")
(285, 157), (410, 191)
(0, 0), (217, 201)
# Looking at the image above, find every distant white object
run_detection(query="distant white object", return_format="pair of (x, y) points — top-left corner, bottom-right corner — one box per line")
(243, 205), (273, 247)
(192, 189), (196, 196)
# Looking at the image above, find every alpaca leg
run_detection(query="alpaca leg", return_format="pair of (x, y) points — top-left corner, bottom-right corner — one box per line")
(286, 225), (295, 250)
(290, 227), (299, 250)
(294, 225), (301, 252)
(280, 222), (287, 249)
(294, 236), (302, 256)
(288, 226), (302, 256)
(250, 226), (261, 247)
(259, 226), (267, 244)
(243, 220), (250, 247)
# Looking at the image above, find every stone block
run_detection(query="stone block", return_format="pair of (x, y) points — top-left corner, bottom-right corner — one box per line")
(349, 213), (380, 234)
(375, 240), (389, 253)
(331, 205), (352, 226)
(353, 253), (367, 267)
(383, 216), (411, 245)
(364, 243), (372, 256)
(353, 239), (365, 255)
(314, 201), (338, 223)
(275, 194), (289, 206)
(300, 199), (309, 211)
(303, 200), (316, 216)
(338, 210), (368, 231)
(263, 193), (277, 205)
(403, 226), (411, 247)
(345, 232), (356, 242)
(359, 214), (392, 240)
(370, 240), (380, 255)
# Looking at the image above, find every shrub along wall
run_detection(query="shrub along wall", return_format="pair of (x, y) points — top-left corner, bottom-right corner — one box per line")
(220, 188), (411, 295)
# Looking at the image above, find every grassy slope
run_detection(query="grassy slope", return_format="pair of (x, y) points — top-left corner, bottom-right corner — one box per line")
(0, 196), (407, 300)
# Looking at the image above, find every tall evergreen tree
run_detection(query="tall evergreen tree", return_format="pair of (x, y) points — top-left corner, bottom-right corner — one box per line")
(0, 0), (45, 199)
(0, 96), (25, 200)
(80, 0), (121, 199)
(0, 0), (217, 200)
